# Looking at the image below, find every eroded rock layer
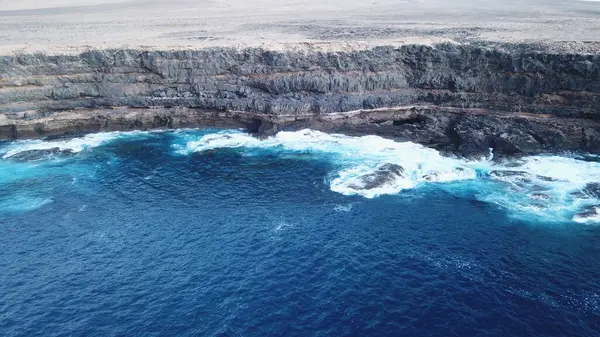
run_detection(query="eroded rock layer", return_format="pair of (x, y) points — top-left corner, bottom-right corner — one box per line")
(1, 43), (599, 156)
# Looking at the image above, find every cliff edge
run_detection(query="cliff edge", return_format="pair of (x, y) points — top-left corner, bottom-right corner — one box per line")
(1, 0), (599, 157)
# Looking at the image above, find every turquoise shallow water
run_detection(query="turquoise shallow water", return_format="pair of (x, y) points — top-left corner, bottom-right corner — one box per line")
(0, 129), (599, 336)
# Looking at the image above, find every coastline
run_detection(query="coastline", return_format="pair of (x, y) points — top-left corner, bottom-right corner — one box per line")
(2, 104), (600, 158)
(1, 0), (600, 158)
(3, 3), (600, 336)
(1, 43), (599, 158)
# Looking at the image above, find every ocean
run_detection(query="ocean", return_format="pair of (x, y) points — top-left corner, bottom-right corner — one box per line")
(0, 129), (599, 336)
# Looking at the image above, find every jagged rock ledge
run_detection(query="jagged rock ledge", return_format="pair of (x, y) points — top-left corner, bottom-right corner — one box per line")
(2, 105), (600, 158)
(1, 43), (599, 157)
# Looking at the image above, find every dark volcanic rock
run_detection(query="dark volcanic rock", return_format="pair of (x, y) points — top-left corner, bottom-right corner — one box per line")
(537, 175), (559, 182)
(1, 43), (600, 157)
(574, 205), (600, 220)
(489, 170), (536, 190)
(349, 163), (405, 190)
(422, 172), (440, 181)
(531, 192), (551, 200)
(489, 170), (530, 178)
(571, 191), (588, 198)
(582, 183), (600, 198)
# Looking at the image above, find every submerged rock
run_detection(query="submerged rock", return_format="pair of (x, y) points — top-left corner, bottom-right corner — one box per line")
(531, 192), (551, 200)
(5, 147), (74, 161)
(349, 163), (405, 190)
(582, 183), (600, 198)
(489, 170), (529, 178)
(536, 175), (559, 182)
(421, 167), (468, 182)
(422, 172), (439, 182)
(530, 203), (548, 210)
(570, 183), (600, 204)
(489, 170), (533, 189)
(571, 191), (588, 198)
(573, 205), (600, 222)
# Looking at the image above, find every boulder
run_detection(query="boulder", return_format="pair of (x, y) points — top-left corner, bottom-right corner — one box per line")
(582, 183), (600, 198)
(422, 172), (439, 181)
(573, 205), (600, 221)
(537, 175), (559, 182)
(489, 170), (529, 178)
(531, 192), (550, 200)
(349, 163), (405, 190)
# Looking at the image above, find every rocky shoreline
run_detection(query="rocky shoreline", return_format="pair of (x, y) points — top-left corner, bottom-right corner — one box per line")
(2, 104), (600, 158)
(1, 43), (599, 157)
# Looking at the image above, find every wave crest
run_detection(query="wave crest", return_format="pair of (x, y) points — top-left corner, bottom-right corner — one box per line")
(1, 130), (153, 160)
(174, 129), (600, 223)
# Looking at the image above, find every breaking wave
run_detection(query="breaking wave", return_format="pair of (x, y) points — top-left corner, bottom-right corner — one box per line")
(174, 129), (600, 224)
(2, 128), (600, 223)
(174, 129), (479, 195)
(0, 130), (154, 160)
(0, 130), (157, 214)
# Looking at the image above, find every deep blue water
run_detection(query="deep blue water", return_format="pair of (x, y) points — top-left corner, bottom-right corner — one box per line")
(1, 129), (599, 336)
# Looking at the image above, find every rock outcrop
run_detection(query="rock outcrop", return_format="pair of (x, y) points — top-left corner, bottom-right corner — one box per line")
(1, 43), (599, 157)
(573, 205), (600, 222)
(582, 183), (600, 198)
(348, 164), (405, 190)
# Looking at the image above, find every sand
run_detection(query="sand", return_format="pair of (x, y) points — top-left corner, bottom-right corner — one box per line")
(0, 0), (599, 55)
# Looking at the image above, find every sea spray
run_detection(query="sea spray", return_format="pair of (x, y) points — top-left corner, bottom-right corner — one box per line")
(174, 129), (600, 223)
(1, 129), (600, 222)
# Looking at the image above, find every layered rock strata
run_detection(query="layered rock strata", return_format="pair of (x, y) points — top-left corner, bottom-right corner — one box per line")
(1, 43), (599, 157)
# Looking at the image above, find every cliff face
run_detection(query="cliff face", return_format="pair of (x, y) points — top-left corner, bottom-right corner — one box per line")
(1, 43), (600, 156)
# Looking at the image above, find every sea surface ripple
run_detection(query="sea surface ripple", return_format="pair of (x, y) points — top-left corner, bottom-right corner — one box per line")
(0, 129), (599, 336)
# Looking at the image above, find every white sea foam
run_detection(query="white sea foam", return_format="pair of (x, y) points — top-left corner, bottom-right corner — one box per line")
(0, 195), (53, 213)
(176, 129), (479, 198)
(6, 129), (597, 222)
(1, 130), (152, 160)
(472, 155), (600, 223)
(333, 203), (354, 212)
(175, 129), (600, 223)
(273, 221), (293, 231)
(572, 206), (600, 224)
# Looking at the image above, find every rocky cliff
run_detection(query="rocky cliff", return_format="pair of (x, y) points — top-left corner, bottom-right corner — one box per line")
(1, 43), (599, 157)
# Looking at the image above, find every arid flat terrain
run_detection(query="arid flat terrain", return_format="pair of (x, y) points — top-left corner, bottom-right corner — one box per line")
(1, 0), (599, 54)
